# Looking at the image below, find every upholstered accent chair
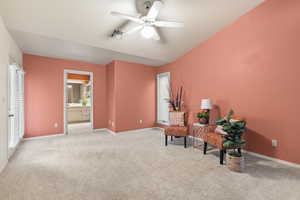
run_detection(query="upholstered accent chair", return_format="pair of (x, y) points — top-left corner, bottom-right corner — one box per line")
(203, 118), (245, 165)
(164, 112), (189, 148)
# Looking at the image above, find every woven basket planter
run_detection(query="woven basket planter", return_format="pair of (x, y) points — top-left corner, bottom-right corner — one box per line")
(226, 154), (245, 172)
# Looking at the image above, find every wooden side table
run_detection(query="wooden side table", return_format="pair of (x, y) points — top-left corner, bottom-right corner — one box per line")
(191, 123), (215, 149)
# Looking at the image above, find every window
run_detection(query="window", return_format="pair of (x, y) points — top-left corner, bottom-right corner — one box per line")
(157, 72), (170, 125)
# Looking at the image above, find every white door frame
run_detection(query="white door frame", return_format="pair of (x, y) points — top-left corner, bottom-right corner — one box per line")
(7, 63), (25, 158)
(63, 69), (94, 134)
(156, 72), (170, 125)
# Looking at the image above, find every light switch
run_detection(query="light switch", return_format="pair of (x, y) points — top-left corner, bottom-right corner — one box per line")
(272, 139), (278, 147)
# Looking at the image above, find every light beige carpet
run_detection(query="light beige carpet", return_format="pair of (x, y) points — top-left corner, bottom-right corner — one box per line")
(0, 129), (300, 200)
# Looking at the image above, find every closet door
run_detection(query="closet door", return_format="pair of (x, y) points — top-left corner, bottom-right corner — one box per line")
(8, 65), (17, 148)
(17, 70), (25, 139)
(8, 65), (24, 149)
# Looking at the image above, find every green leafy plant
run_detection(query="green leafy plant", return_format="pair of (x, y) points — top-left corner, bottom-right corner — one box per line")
(197, 110), (209, 120)
(215, 109), (246, 157)
(81, 98), (88, 106)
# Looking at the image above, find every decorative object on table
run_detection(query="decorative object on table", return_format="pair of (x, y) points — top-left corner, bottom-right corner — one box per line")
(197, 110), (210, 125)
(215, 109), (247, 172)
(168, 86), (185, 126)
(197, 99), (212, 125)
(167, 86), (184, 111)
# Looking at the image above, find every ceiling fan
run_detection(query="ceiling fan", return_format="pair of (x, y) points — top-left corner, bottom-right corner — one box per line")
(111, 0), (184, 41)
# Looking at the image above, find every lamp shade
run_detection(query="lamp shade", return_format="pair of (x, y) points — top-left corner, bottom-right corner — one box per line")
(201, 99), (212, 110)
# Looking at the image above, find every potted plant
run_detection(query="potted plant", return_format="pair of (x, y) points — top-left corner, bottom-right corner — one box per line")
(197, 110), (210, 125)
(81, 98), (88, 106)
(166, 86), (185, 137)
(216, 109), (247, 172)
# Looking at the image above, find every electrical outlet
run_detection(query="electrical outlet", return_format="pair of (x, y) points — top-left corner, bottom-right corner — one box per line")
(139, 120), (143, 124)
(112, 122), (115, 127)
(54, 123), (58, 128)
(272, 139), (278, 147)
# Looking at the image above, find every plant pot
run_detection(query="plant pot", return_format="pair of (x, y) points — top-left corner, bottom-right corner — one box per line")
(226, 153), (245, 172)
(198, 117), (208, 125)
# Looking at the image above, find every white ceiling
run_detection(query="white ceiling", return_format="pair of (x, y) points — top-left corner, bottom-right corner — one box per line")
(0, 0), (264, 66)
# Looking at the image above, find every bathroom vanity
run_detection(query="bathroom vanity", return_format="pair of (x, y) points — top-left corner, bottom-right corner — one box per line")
(68, 104), (91, 123)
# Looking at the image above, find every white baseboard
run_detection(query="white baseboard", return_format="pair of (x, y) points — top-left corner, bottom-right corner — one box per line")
(23, 133), (65, 141)
(95, 127), (158, 135)
(8, 138), (22, 159)
(105, 128), (116, 135)
(0, 160), (8, 174)
(118, 128), (154, 134)
(153, 127), (165, 132)
(93, 128), (107, 132)
(244, 150), (300, 169)
(93, 128), (116, 135)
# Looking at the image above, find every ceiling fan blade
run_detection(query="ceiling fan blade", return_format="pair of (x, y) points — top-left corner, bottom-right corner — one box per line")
(147, 1), (163, 19)
(111, 11), (144, 24)
(151, 27), (161, 41)
(124, 25), (144, 35)
(154, 21), (184, 28)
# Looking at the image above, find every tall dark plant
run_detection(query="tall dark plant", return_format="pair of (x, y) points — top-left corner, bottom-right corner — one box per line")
(215, 109), (246, 156)
(168, 86), (184, 111)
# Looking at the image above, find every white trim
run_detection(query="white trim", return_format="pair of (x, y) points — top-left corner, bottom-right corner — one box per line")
(23, 133), (65, 141)
(95, 127), (159, 135)
(8, 138), (22, 159)
(93, 128), (107, 132)
(93, 128), (116, 135)
(64, 69), (94, 135)
(157, 72), (171, 125)
(153, 127), (165, 132)
(0, 160), (8, 174)
(117, 128), (154, 134)
(105, 128), (116, 135)
(156, 122), (170, 126)
(244, 150), (300, 169)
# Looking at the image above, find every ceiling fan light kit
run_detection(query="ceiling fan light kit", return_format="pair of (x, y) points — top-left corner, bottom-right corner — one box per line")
(141, 26), (155, 39)
(111, 0), (184, 41)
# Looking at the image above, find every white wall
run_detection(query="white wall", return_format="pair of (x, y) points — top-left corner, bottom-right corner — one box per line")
(0, 16), (22, 173)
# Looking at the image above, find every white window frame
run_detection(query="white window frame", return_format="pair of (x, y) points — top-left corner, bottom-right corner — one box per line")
(157, 72), (170, 126)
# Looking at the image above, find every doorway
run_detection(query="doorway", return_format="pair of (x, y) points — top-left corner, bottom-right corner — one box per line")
(8, 64), (24, 157)
(64, 70), (93, 135)
(157, 72), (170, 125)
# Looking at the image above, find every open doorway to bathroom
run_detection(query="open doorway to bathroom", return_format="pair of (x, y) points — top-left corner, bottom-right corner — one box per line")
(64, 70), (93, 135)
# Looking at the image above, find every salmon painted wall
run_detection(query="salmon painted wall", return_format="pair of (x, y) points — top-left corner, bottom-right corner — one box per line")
(24, 54), (107, 138)
(157, 0), (300, 164)
(106, 61), (116, 132)
(113, 61), (156, 132)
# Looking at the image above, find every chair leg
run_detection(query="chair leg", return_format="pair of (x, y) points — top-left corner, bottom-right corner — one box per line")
(220, 150), (224, 165)
(184, 136), (187, 148)
(204, 142), (208, 154)
(165, 135), (168, 146)
(171, 136), (173, 141)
